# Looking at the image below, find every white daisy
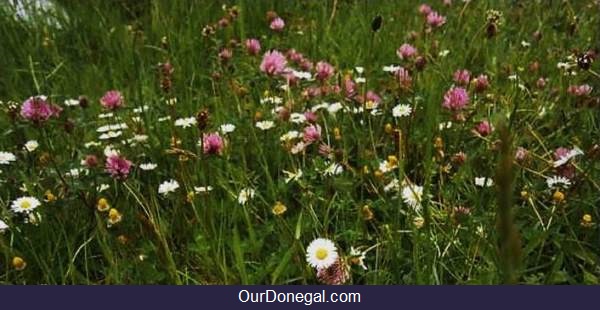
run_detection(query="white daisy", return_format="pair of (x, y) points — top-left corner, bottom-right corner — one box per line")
(290, 113), (307, 124)
(475, 177), (494, 187)
(260, 96), (283, 105)
(401, 184), (424, 211)
(383, 179), (400, 192)
(355, 66), (364, 74)
(355, 77), (366, 83)
(194, 186), (214, 193)
(0, 151), (16, 165)
(0, 219), (8, 233)
(166, 98), (177, 106)
(11, 196), (41, 214)
(174, 117), (197, 128)
(64, 99), (80, 106)
(383, 65), (400, 73)
(280, 130), (302, 142)
(292, 70), (312, 80)
(84, 141), (101, 148)
(553, 147), (584, 167)
(327, 102), (344, 114)
(139, 163), (157, 171)
(220, 124), (236, 134)
(306, 238), (338, 269)
(546, 175), (572, 189)
(99, 131), (122, 140)
(97, 184), (110, 192)
(323, 163), (343, 176)
(238, 188), (255, 205)
(255, 120), (275, 130)
(158, 179), (180, 196)
(158, 116), (171, 122)
(24, 140), (39, 152)
(392, 104), (412, 118)
(133, 105), (149, 113)
(98, 112), (114, 119)
(438, 50), (450, 57)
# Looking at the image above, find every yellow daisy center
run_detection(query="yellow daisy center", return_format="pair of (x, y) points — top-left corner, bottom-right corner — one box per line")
(315, 248), (328, 260)
(20, 201), (31, 209)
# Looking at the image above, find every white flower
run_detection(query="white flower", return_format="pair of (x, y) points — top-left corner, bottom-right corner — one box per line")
(11, 196), (41, 214)
(220, 124), (236, 134)
(64, 99), (80, 106)
(392, 104), (412, 118)
(66, 168), (86, 178)
(306, 238), (338, 269)
(24, 140), (39, 152)
(103, 145), (119, 157)
(97, 184), (110, 192)
(283, 169), (303, 183)
(401, 184), (423, 211)
(323, 163), (343, 176)
(355, 77), (366, 83)
(98, 112), (114, 119)
(349, 247), (368, 270)
(238, 188), (255, 205)
(130, 134), (148, 143)
(311, 102), (329, 112)
(292, 70), (312, 80)
(158, 179), (180, 195)
(99, 131), (122, 140)
(0, 152), (16, 165)
(355, 66), (364, 74)
(521, 40), (531, 48)
(280, 130), (302, 142)
(384, 179), (400, 192)
(291, 141), (307, 154)
(166, 98), (177, 106)
(546, 175), (571, 189)
(174, 117), (197, 128)
(158, 116), (171, 122)
(439, 121), (453, 130)
(139, 163), (157, 171)
(327, 102), (343, 114)
(475, 177), (494, 187)
(438, 50), (450, 57)
(0, 219), (8, 233)
(84, 141), (101, 148)
(256, 120), (275, 130)
(133, 105), (149, 113)
(378, 159), (398, 174)
(97, 123), (128, 133)
(290, 113), (307, 124)
(553, 147), (584, 167)
(260, 96), (283, 105)
(194, 186), (214, 193)
(383, 65), (400, 73)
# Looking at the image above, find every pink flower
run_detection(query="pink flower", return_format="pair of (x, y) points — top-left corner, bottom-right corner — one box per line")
(105, 154), (132, 179)
(287, 49), (304, 63)
(554, 147), (576, 179)
(83, 155), (98, 168)
(20, 96), (61, 122)
(218, 48), (233, 61)
(304, 111), (318, 123)
(260, 50), (287, 76)
(343, 77), (357, 98)
(426, 11), (446, 27)
(270, 17), (285, 32)
(203, 132), (224, 155)
(475, 120), (493, 137)
(303, 124), (322, 144)
(418, 4), (432, 15)
(536, 77), (547, 89)
(299, 58), (314, 71)
(305, 86), (322, 98)
(282, 69), (299, 86)
(395, 67), (412, 88)
(396, 43), (418, 60)
(442, 87), (469, 111)
(315, 61), (335, 81)
(358, 91), (382, 105)
(567, 84), (593, 97)
(473, 74), (490, 92)
(100, 90), (123, 110)
(245, 38), (261, 55)
(515, 147), (529, 162)
(453, 69), (471, 86)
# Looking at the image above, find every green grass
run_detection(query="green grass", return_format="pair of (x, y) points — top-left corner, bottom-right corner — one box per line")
(0, 0), (599, 284)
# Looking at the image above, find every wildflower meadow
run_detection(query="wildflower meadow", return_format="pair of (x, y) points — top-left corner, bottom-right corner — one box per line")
(0, 0), (599, 285)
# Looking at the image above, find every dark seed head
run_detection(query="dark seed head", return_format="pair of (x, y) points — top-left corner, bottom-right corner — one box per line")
(371, 15), (383, 32)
